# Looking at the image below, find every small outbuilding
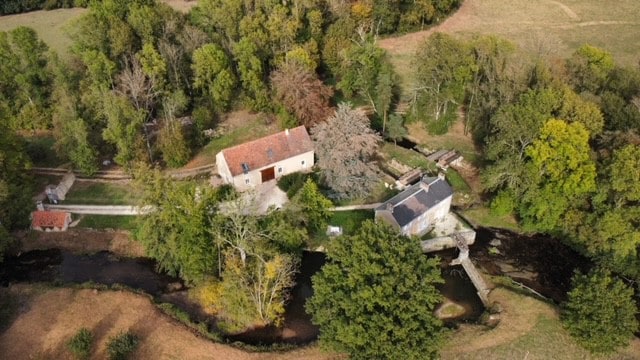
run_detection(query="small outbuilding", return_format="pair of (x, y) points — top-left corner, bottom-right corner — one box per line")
(31, 211), (72, 232)
(375, 174), (453, 236)
(216, 126), (314, 191)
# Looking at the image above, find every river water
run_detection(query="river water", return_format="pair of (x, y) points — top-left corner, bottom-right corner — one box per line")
(0, 227), (586, 345)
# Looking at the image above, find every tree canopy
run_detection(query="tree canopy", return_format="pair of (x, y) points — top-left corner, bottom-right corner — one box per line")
(307, 221), (445, 360)
(311, 103), (381, 200)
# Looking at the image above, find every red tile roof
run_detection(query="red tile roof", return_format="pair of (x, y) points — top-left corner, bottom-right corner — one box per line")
(221, 126), (314, 176)
(31, 211), (70, 229)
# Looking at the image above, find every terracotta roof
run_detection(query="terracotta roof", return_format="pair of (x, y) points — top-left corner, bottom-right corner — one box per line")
(221, 126), (314, 176)
(31, 211), (70, 229)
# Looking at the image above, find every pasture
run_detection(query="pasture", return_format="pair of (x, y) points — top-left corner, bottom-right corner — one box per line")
(379, 0), (640, 95)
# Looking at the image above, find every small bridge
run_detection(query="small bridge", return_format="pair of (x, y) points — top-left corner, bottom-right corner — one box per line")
(449, 233), (491, 307)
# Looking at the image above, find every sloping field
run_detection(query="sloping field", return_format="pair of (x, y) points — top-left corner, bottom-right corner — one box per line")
(380, 0), (640, 93)
(0, 8), (87, 57)
(0, 285), (340, 360)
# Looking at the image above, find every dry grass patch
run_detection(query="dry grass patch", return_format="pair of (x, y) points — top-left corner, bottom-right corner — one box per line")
(380, 0), (640, 96)
(0, 285), (341, 360)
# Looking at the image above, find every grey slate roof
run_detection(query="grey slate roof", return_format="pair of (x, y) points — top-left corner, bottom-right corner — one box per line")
(376, 176), (453, 227)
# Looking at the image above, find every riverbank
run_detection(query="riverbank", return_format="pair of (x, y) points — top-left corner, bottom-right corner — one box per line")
(14, 229), (145, 258)
(0, 284), (341, 360)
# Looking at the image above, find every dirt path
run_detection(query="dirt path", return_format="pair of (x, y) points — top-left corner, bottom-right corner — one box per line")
(0, 285), (342, 360)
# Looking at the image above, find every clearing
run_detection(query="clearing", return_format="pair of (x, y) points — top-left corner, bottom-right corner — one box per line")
(0, 8), (87, 57)
(380, 0), (640, 94)
(0, 284), (340, 360)
(64, 181), (141, 206)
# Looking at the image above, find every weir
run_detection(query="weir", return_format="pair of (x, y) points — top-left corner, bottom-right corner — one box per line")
(422, 230), (492, 307)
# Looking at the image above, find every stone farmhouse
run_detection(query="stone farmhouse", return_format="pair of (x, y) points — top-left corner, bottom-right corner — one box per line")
(216, 126), (314, 191)
(375, 174), (453, 236)
(31, 211), (72, 232)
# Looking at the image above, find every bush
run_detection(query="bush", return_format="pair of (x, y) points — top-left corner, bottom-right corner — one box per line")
(277, 172), (313, 198)
(490, 190), (517, 216)
(561, 268), (638, 353)
(66, 328), (93, 360)
(106, 331), (139, 360)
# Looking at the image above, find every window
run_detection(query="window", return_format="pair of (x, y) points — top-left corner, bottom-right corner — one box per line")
(245, 178), (250, 184)
(278, 167), (283, 173)
(301, 160), (306, 168)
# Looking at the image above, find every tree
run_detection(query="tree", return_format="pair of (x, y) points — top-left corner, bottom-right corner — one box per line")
(271, 62), (333, 127)
(311, 103), (381, 200)
(134, 166), (222, 283)
(291, 178), (333, 232)
(0, 121), (32, 261)
(233, 38), (270, 112)
(566, 44), (614, 94)
(102, 93), (147, 168)
(385, 114), (407, 146)
(520, 119), (596, 232)
(412, 32), (475, 133)
(562, 268), (638, 353)
(192, 43), (237, 112)
(66, 328), (93, 360)
(306, 221), (445, 360)
(158, 91), (190, 168)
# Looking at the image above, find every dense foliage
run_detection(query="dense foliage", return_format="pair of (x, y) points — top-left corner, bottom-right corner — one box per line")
(562, 269), (638, 353)
(306, 221), (445, 359)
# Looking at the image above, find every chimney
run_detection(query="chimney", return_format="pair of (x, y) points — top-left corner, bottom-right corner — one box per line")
(285, 128), (289, 136)
(386, 202), (394, 213)
(419, 175), (430, 192)
(438, 172), (446, 181)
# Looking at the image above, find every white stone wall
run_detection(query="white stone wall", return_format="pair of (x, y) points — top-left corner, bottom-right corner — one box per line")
(225, 151), (315, 191)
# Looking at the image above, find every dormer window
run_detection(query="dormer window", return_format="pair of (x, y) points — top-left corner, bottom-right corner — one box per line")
(241, 163), (250, 174)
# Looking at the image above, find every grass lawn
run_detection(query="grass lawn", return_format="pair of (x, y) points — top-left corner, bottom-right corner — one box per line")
(64, 181), (140, 205)
(380, 142), (437, 172)
(441, 284), (640, 359)
(309, 210), (374, 248)
(77, 215), (138, 231)
(0, 8), (87, 58)
(459, 207), (522, 233)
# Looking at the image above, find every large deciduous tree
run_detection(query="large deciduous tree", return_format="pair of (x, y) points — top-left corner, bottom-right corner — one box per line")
(306, 221), (445, 360)
(192, 43), (237, 112)
(271, 61), (333, 127)
(311, 103), (381, 200)
(520, 119), (596, 232)
(134, 166), (222, 283)
(412, 32), (475, 133)
(562, 268), (638, 354)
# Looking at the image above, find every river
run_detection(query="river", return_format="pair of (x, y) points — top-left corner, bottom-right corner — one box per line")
(0, 227), (587, 345)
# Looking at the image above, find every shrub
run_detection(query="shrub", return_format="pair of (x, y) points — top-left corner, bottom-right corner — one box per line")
(561, 268), (638, 353)
(66, 328), (92, 360)
(277, 172), (312, 198)
(106, 331), (139, 360)
(490, 190), (516, 216)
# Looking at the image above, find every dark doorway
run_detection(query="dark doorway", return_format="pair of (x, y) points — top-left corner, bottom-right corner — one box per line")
(261, 167), (275, 182)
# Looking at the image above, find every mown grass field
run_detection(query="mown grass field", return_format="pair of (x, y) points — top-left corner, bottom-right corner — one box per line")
(64, 181), (141, 205)
(380, 0), (640, 95)
(0, 8), (87, 57)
